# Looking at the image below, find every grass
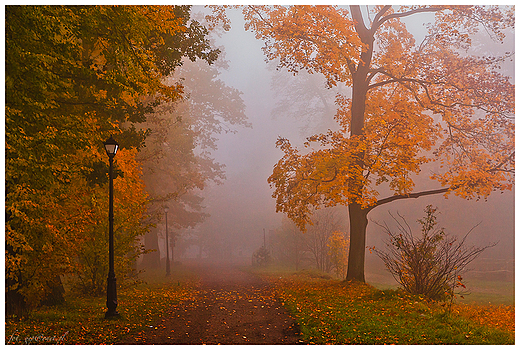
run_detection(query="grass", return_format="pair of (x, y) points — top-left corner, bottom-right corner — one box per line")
(368, 273), (515, 306)
(257, 268), (514, 345)
(457, 278), (515, 305)
(5, 267), (198, 345)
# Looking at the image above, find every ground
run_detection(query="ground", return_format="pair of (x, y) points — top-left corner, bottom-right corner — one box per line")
(120, 262), (302, 345)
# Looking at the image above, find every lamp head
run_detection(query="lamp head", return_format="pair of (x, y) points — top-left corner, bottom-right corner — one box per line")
(104, 136), (119, 158)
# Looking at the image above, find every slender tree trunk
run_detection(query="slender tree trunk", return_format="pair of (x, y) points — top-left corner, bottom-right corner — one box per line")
(5, 207), (27, 317)
(141, 229), (160, 269)
(346, 203), (369, 281)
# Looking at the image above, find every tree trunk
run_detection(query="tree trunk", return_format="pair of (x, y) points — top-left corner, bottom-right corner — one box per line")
(344, 6), (374, 283)
(5, 261), (26, 317)
(141, 229), (160, 269)
(41, 275), (65, 306)
(346, 202), (369, 282)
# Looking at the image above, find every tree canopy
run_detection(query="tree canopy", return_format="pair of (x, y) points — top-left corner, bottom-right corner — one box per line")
(5, 5), (222, 314)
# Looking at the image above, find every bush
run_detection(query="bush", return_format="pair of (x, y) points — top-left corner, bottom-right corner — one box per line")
(252, 246), (271, 267)
(327, 231), (349, 279)
(372, 205), (495, 301)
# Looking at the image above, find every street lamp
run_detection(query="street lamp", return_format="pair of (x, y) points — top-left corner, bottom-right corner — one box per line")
(104, 136), (120, 319)
(164, 206), (170, 276)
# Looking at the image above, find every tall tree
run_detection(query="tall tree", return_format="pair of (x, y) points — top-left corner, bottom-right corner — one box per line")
(5, 5), (219, 314)
(243, 5), (514, 281)
(138, 47), (248, 267)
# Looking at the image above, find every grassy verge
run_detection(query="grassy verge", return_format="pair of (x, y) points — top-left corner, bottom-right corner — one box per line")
(5, 267), (198, 345)
(258, 268), (514, 345)
(368, 274), (515, 306)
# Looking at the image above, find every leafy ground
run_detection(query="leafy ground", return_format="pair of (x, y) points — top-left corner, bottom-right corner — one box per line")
(5, 264), (514, 345)
(120, 263), (301, 344)
(258, 268), (514, 345)
(5, 268), (197, 345)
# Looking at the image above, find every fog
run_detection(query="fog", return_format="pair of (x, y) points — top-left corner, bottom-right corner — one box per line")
(165, 7), (514, 286)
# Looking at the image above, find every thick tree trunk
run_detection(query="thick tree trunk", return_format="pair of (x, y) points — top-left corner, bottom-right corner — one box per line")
(5, 260), (26, 318)
(41, 275), (65, 306)
(343, 6), (374, 283)
(346, 202), (369, 282)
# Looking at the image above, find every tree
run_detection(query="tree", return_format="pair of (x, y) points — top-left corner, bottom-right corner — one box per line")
(304, 208), (345, 273)
(270, 209), (343, 272)
(269, 61), (340, 136)
(252, 246), (271, 267)
(137, 26), (248, 268)
(5, 5), (219, 314)
(271, 218), (306, 270)
(242, 5), (514, 281)
(327, 231), (350, 279)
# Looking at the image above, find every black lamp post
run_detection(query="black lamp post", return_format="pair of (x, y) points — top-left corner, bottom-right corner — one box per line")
(164, 206), (170, 276)
(104, 136), (120, 319)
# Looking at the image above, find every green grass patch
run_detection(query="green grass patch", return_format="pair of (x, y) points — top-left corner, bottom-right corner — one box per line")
(263, 271), (514, 345)
(368, 274), (515, 306)
(457, 278), (515, 306)
(5, 267), (198, 345)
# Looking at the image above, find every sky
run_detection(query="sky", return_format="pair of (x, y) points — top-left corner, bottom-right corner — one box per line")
(180, 6), (515, 279)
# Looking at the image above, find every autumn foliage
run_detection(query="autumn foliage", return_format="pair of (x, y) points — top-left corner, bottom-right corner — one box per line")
(243, 5), (514, 281)
(5, 5), (222, 315)
(327, 231), (349, 279)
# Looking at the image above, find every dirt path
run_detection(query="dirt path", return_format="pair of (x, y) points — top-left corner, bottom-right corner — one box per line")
(121, 263), (302, 345)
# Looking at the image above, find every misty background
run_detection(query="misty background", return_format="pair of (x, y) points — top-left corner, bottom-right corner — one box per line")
(148, 7), (514, 286)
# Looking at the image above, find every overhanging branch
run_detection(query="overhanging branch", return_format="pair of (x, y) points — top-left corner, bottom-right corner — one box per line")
(367, 187), (451, 212)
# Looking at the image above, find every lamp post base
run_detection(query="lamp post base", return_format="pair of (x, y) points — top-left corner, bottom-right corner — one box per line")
(105, 309), (121, 319)
(105, 275), (119, 319)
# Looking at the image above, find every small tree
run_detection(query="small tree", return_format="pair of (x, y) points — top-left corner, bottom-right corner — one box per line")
(304, 208), (344, 273)
(327, 231), (349, 279)
(373, 205), (495, 301)
(252, 246), (271, 267)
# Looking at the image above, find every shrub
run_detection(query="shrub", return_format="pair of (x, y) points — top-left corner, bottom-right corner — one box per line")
(372, 205), (495, 301)
(252, 246), (271, 267)
(327, 231), (349, 279)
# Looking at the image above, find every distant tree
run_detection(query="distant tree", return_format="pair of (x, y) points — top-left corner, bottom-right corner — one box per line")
(327, 231), (350, 279)
(304, 208), (344, 273)
(243, 5), (514, 282)
(271, 209), (344, 272)
(252, 246), (271, 267)
(372, 205), (495, 302)
(271, 218), (306, 270)
(138, 37), (248, 268)
(269, 61), (340, 136)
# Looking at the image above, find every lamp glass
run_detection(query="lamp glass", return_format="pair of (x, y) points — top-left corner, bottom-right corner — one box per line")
(104, 136), (119, 157)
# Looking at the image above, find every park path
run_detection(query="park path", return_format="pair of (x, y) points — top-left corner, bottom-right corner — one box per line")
(120, 262), (302, 345)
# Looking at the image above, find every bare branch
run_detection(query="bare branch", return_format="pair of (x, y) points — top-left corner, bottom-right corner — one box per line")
(247, 5), (275, 29)
(374, 6), (443, 31)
